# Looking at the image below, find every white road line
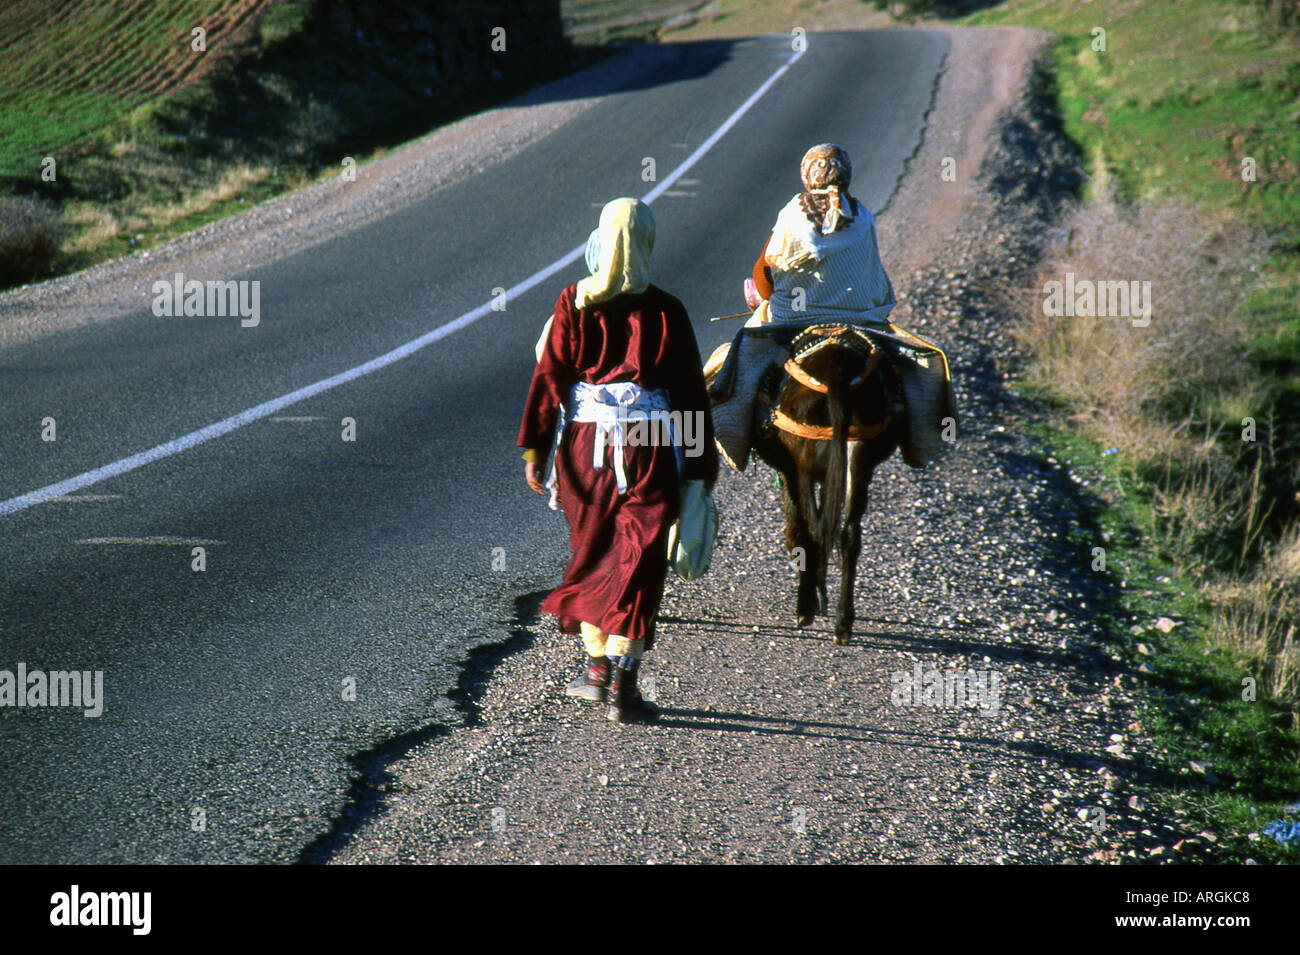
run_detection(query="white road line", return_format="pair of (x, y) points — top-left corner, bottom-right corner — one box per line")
(45, 494), (125, 503)
(76, 537), (226, 546)
(1, 41), (806, 518)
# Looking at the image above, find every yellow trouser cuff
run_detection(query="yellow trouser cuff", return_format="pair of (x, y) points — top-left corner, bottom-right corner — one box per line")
(580, 622), (608, 657)
(604, 635), (644, 659)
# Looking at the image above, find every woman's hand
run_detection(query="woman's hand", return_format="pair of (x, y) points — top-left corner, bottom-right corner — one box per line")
(525, 461), (545, 495)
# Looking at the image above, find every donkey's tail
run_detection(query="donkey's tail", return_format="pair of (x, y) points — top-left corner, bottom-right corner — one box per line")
(818, 358), (849, 559)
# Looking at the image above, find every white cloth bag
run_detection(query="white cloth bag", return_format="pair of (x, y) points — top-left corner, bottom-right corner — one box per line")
(667, 479), (717, 581)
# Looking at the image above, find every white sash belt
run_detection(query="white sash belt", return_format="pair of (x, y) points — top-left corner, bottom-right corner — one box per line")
(545, 381), (682, 509)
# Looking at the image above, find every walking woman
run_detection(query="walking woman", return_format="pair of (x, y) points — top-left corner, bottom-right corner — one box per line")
(518, 198), (717, 723)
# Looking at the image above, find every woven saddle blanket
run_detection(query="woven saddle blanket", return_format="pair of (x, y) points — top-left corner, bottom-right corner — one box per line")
(707, 320), (956, 470)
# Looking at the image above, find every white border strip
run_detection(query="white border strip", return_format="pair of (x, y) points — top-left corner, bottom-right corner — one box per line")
(2, 42), (805, 517)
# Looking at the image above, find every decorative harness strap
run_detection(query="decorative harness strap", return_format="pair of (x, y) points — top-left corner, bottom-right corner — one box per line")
(782, 350), (884, 394)
(769, 408), (894, 441)
(781, 359), (829, 394)
(767, 328), (896, 442)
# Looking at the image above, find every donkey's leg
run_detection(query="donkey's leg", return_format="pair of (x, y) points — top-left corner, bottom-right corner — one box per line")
(780, 473), (811, 625)
(834, 446), (872, 645)
(781, 474), (802, 554)
(814, 480), (831, 617)
(790, 466), (822, 627)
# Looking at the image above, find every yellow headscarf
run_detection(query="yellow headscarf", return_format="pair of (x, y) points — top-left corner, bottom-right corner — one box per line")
(574, 198), (655, 310)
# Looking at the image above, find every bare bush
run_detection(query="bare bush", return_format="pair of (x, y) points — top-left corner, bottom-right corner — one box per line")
(1009, 196), (1297, 709)
(1212, 527), (1300, 714)
(0, 195), (64, 287)
(1010, 199), (1264, 462)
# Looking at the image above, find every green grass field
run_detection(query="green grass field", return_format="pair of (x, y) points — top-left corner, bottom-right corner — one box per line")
(0, 0), (694, 288)
(963, 0), (1300, 563)
(964, 0), (1300, 224)
(0, 0), (272, 183)
(1026, 422), (1300, 863)
(963, 0), (1300, 581)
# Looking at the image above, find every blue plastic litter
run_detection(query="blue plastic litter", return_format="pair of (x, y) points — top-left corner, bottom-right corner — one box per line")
(1261, 820), (1300, 847)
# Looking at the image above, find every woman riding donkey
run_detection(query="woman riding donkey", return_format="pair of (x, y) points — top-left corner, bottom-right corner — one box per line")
(519, 198), (718, 724)
(757, 143), (898, 329)
(709, 143), (952, 471)
(705, 144), (956, 642)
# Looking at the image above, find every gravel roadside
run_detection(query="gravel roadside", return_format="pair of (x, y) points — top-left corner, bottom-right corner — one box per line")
(314, 26), (1177, 865)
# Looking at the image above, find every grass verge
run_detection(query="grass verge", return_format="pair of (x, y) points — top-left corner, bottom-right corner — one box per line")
(1027, 420), (1300, 863)
(972, 0), (1300, 860)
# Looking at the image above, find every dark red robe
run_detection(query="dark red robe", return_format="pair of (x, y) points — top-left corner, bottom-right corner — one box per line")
(518, 283), (718, 647)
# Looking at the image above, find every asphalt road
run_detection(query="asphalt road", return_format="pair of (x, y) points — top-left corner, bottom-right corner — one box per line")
(0, 30), (948, 863)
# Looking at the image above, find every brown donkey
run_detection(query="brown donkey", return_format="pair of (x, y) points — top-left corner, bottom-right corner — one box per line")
(740, 325), (904, 644)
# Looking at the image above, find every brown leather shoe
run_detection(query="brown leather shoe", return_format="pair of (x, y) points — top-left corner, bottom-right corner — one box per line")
(606, 663), (659, 724)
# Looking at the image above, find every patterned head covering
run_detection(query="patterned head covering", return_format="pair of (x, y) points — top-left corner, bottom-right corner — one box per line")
(575, 198), (656, 309)
(798, 143), (854, 235)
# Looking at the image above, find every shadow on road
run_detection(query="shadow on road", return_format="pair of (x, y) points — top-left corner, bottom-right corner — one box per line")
(654, 706), (1182, 790)
(658, 611), (1103, 674)
(297, 590), (547, 864)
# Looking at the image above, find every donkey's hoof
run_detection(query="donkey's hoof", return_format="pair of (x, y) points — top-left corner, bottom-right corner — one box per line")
(796, 612), (814, 628)
(833, 632), (851, 646)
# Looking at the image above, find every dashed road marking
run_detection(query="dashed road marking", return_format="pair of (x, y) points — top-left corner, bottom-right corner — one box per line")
(42, 494), (125, 504)
(76, 536), (226, 546)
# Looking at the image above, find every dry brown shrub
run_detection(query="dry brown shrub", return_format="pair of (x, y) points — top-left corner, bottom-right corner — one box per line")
(1211, 527), (1300, 711)
(1009, 195), (1298, 710)
(1010, 199), (1263, 463)
(0, 195), (64, 286)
